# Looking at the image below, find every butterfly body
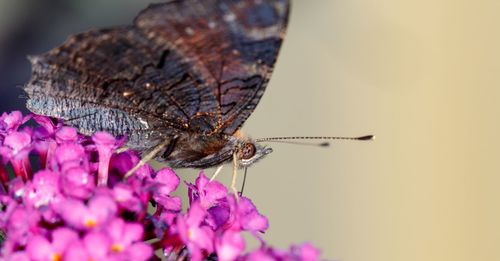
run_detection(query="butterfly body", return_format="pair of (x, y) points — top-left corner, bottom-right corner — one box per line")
(24, 0), (288, 168)
(160, 132), (271, 168)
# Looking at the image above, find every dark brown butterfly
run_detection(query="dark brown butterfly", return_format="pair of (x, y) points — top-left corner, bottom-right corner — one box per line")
(24, 0), (290, 172)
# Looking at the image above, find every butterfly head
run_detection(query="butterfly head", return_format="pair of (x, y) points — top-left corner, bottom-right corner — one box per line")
(234, 138), (273, 168)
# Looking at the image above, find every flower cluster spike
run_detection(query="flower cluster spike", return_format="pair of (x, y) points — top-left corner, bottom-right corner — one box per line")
(0, 111), (321, 261)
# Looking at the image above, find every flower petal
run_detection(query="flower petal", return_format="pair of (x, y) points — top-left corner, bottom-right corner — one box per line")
(216, 231), (245, 261)
(84, 231), (111, 259)
(4, 132), (31, 155)
(154, 168), (179, 195)
(53, 143), (86, 169)
(61, 167), (94, 199)
(26, 235), (55, 261)
(124, 242), (153, 261)
(88, 195), (117, 226)
(55, 127), (78, 143)
(154, 195), (182, 212)
(52, 228), (79, 254)
(187, 203), (206, 227)
(64, 241), (91, 261)
(57, 198), (89, 229)
(24, 170), (60, 208)
(293, 242), (321, 261)
(7, 252), (31, 261)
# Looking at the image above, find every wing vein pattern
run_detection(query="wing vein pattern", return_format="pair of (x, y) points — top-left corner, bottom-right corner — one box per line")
(24, 0), (290, 150)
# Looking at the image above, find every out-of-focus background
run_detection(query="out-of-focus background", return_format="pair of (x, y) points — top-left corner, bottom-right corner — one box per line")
(1, 0), (500, 260)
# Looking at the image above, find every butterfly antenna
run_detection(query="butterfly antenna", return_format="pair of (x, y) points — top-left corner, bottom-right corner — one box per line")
(257, 140), (331, 147)
(255, 135), (375, 147)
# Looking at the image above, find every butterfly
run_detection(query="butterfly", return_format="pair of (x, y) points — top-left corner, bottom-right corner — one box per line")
(23, 0), (290, 179)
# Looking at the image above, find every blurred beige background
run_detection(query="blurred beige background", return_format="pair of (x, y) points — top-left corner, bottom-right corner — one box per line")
(197, 1), (500, 260)
(2, 0), (500, 261)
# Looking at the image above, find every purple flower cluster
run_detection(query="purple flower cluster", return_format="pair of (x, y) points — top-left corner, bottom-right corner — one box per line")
(0, 111), (320, 261)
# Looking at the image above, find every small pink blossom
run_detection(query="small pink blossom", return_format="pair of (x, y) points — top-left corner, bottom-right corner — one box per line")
(60, 166), (94, 199)
(23, 170), (61, 208)
(93, 131), (119, 185)
(0, 111), (27, 133)
(151, 167), (182, 212)
(175, 203), (214, 261)
(0, 131), (32, 179)
(216, 230), (245, 261)
(64, 231), (112, 260)
(26, 228), (79, 261)
(0, 112), (322, 261)
(57, 195), (117, 230)
(106, 219), (152, 261)
(55, 126), (78, 144)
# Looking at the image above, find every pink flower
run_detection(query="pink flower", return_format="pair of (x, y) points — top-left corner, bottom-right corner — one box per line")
(31, 114), (59, 135)
(0, 111), (28, 133)
(57, 195), (117, 230)
(5, 252), (30, 261)
(26, 228), (79, 261)
(216, 230), (245, 261)
(0, 111), (322, 261)
(291, 243), (321, 261)
(228, 196), (269, 233)
(244, 249), (276, 261)
(4, 206), (41, 246)
(23, 170), (61, 208)
(60, 166), (94, 199)
(187, 172), (228, 209)
(111, 183), (143, 213)
(64, 231), (112, 260)
(93, 132), (119, 185)
(175, 203), (214, 261)
(51, 143), (87, 172)
(244, 243), (321, 261)
(55, 127), (78, 144)
(187, 172), (229, 229)
(0, 131), (32, 180)
(151, 168), (182, 212)
(31, 116), (59, 168)
(2, 131), (32, 157)
(105, 219), (152, 261)
(109, 150), (153, 180)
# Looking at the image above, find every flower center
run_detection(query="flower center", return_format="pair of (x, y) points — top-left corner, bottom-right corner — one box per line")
(51, 253), (62, 261)
(111, 244), (124, 253)
(84, 218), (97, 228)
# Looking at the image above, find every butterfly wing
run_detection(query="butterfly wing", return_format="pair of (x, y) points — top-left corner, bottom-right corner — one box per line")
(24, 0), (289, 151)
(25, 26), (214, 149)
(135, 0), (290, 134)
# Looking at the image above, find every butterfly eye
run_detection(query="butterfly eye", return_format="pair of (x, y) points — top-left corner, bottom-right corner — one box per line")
(239, 142), (256, 160)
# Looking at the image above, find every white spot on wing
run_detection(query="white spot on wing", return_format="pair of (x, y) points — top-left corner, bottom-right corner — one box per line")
(208, 21), (217, 29)
(224, 12), (236, 22)
(138, 118), (149, 128)
(185, 27), (194, 36)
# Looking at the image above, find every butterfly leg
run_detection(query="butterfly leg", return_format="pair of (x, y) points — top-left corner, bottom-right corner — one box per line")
(209, 165), (224, 182)
(124, 139), (171, 179)
(115, 147), (129, 154)
(231, 152), (239, 201)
